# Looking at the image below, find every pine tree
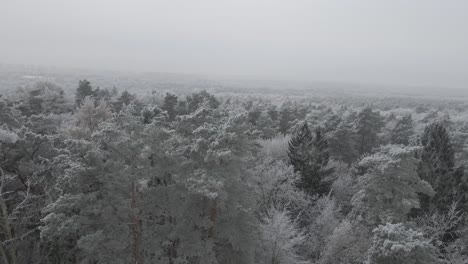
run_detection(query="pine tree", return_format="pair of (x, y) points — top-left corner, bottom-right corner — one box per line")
(256, 111), (277, 139)
(247, 107), (262, 126)
(279, 104), (294, 135)
(367, 223), (439, 264)
(175, 100), (188, 116)
(0, 98), (22, 129)
(186, 90), (220, 113)
(267, 105), (279, 122)
(181, 109), (259, 263)
(288, 122), (333, 196)
(390, 114), (414, 145)
(115, 90), (137, 112)
(75, 79), (94, 106)
(328, 122), (358, 165)
(323, 114), (342, 133)
(15, 81), (70, 116)
(354, 107), (384, 156)
(352, 145), (434, 225)
(0, 123), (61, 264)
(161, 92), (178, 121)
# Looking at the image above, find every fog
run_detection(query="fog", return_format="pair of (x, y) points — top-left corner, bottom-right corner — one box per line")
(1, 0), (467, 88)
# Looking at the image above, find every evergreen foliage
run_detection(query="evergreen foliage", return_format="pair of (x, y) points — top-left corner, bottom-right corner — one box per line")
(75, 79), (94, 106)
(161, 92), (178, 121)
(418, 122), (467, 212)
(390, 114), (414, 145)
(367, 223), (440, 264)
(355, 107), (384, 156)
(288, 122), (334, 196)
(352, 145), (434, 225)
(1, 80), (468, 263)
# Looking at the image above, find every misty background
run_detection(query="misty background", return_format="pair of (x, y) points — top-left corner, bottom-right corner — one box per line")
(1, 0), (468, 89)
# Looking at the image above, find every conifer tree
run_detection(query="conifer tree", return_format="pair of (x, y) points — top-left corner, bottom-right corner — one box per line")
(419, 123), (455, 184)
(418, 122), (467, 212)
(352, 145), (434, 225)
(256, 111), (276, 139)
(186, 90), (220, 113)
(328, 122), (358, 165)
(162, 92), (178, 121)
(288, 122), (333, 196)
(390, 114), (414, 145)
(354, 107), (384, 156)
(289, 122), (313, 171)
(279, 104), (294, 135)
(367, 223), (439, 264)
(75, 79), (94, 106)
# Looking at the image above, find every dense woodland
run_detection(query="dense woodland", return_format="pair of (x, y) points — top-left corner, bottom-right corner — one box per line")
(0, 80), (468, 264)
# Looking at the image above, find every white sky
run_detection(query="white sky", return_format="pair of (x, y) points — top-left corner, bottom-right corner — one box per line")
(1, 0), (467, 88)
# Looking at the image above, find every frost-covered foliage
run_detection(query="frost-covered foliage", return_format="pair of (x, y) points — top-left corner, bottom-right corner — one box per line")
(1, 79), (468, 263)
(257, 134), (291, 162)
(416, 202), (468, 263)
(352, 145), (434, 224)
(68, 96), (112, 138)
(258, 207), (307, 264)
(252, 157), (308, 213)
(15, 81), (71, 116)
(354, 107), (384, 156)
(0, 128), (18, 143)
(328, 122), (359, 164)
(307, 196), (342, 259)
(319, 220), (371, 264)
(330, 162), (358, 213)
(367, 223), (439, 264)
(417, 122), (468, 212)
(390, 114), (415, 145)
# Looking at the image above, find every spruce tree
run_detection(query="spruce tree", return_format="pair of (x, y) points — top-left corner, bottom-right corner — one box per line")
(419, 122), (455, 182)
(418, 122), (467, 212)
(288, 122), (333, 196)
(288, 122), (313, 171)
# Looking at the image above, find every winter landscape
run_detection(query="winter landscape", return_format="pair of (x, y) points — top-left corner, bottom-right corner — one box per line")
(1, 1), (468, 264)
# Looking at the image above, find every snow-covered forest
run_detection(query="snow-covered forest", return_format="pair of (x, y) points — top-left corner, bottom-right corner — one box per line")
(0, 78), (467, 264)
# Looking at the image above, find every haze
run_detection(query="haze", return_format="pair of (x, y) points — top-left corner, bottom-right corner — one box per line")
(1, 0), (467, 88)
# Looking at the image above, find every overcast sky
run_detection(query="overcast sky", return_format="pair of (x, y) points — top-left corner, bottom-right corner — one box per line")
(1, 0), (467, 88)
